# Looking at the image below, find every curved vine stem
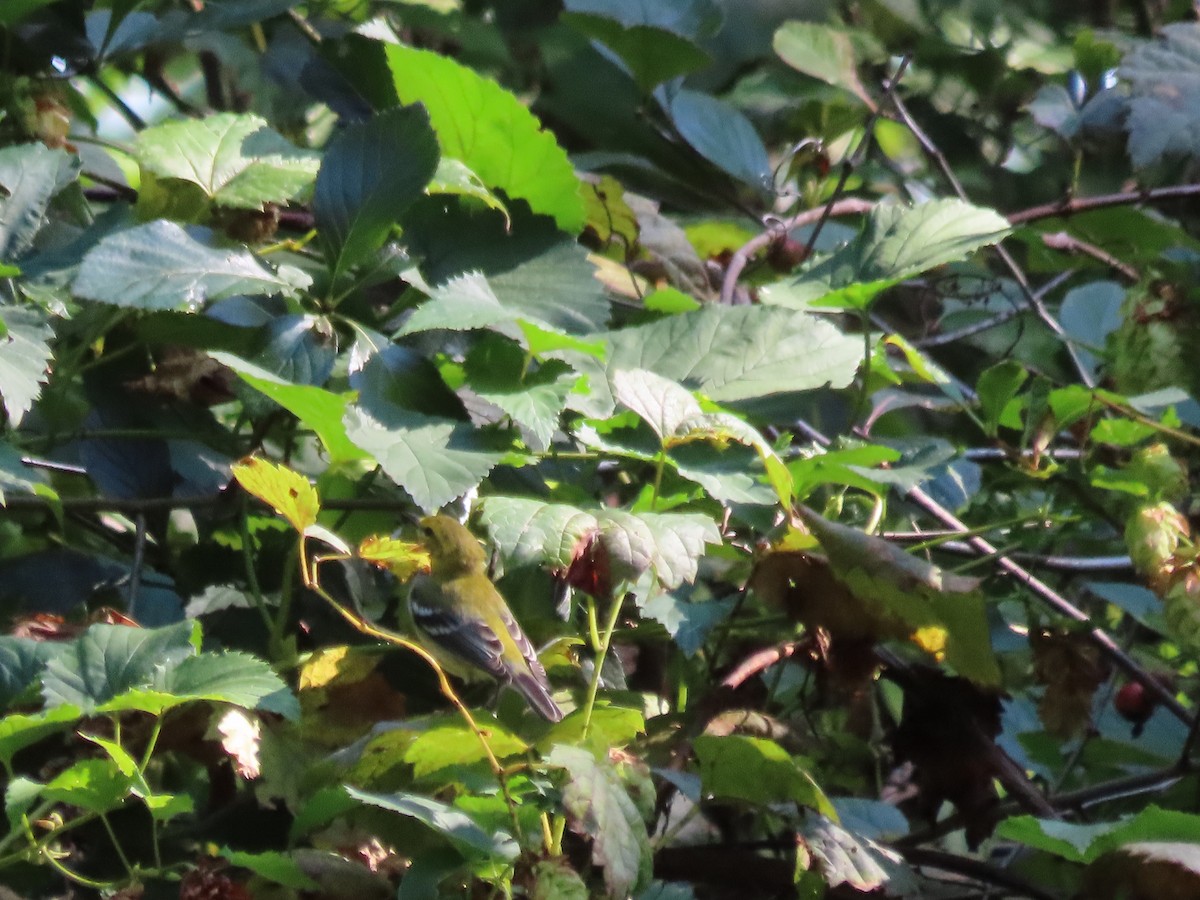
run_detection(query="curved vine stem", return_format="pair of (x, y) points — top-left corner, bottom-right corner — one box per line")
(301, 552), (527, 847)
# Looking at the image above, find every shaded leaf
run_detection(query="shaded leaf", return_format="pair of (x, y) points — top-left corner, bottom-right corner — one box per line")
(343, 405), (507, 513)
(0, 142), (78, 261)
(312, 105), (439, 279)
(347, 787), (518, 861)
(773, 21), (873, 106)
(694, 734), (834, 816)
(73, 220), (309, 310)
(0, 305), (53, 426)
(549, 745), (652, 898)
(664, 88), (772, 191)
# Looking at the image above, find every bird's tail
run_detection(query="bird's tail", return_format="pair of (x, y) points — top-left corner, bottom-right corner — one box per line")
(512, 670), (565, 722)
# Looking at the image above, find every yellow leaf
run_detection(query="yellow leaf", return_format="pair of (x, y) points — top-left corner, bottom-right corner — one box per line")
(232, 458), (319, 533)
(299, 645), (378, 691)
(358, 535), (430, 581)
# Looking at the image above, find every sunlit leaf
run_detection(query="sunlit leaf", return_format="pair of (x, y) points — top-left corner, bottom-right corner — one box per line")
(232, 457), (320, 533)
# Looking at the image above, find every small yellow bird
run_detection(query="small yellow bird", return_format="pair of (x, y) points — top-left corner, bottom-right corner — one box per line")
(409, 515), (564, 722)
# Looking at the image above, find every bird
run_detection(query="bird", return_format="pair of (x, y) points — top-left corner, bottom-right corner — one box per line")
(408, 514), (565, 722)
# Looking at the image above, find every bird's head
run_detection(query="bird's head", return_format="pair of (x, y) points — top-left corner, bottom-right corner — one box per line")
(418, 515), (488, 576)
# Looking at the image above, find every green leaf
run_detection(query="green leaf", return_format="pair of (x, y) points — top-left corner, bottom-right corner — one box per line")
(693, 734), (834, 816)
(664, 88), (772, 191)
(73, 220), (310, 310)
(977, 360), (1028, 436)
(404, 719), (529, 781)
(41, 758), (132, 813)
(773, 22), (873, 106)
(152, 651), (298, 719)
(346, 787), (518, 861)
(135, 113), (320, 210)
(489, 242), (612, 334)
(0, 635), (55, 709)
(427, 157), (508, 220)
(568, 305), (861, 416)
(40, 621), (198, 712)
(213, 352), (369, 464)
(313, 105), (439, 279)
(549, 745), (652, 898)
(0, 142), (79, 261)
(765, 199), (1011, 311)
(0, 705), (81, 771)
(532, 858), (590, 900)
(998, 806), (1200, 864)
(0, 305), (53, 426)
(343, 405), (507, 513)
(220, 848), (320, 890)
(565, 15), (710, 91)
(637, 592), (735, 657)
(477, 498), (721, 589)
(796, 506), (1001, 685)
(385, 44), (585, 233)
(464, 336), (577, 451)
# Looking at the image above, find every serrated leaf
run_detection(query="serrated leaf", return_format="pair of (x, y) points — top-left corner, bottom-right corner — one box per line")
(397, 271), (513, 336)
(0, 635), (56, 710)
(638, 592), (735, 656)
(347, 787), (518, 860)
(801, 815), (916, 893)
(796, 506), (1000, 685)
(477, 498), (720, 589)
(549, 745), (652, 898)
(0, 305), (52, 427)
(343, 405), (506, 513)
(766, 199), (1011, 311)
(385, 45), (585, 233)
(773, 21), (873, 106)
(465, 336), (576, 451)
(135, 113), (320, 210)
(998, 806), (1200, 864)
(233, 457), (320, 533)
(313, 105), (439, 279)
(694, 734), (834, 816)
(40, 758), (132, 813)
(0, 142), (79, 261)
(0, 705), (81, 771)
(152, 651), (298, 719)
(40, 621), (198, 713)
(1120, 24), (1200, 168)
(73, 220), (309, 310)
(567, 305), (861, 416)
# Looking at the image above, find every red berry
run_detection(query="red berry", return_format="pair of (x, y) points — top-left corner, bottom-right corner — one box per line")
(1114, 682), (1155, 725)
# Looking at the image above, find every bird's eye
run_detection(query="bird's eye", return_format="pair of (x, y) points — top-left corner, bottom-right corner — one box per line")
(419, 525), (434, 538)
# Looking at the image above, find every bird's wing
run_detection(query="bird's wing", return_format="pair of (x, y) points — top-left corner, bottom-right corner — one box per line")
(409, 576), (508, 681)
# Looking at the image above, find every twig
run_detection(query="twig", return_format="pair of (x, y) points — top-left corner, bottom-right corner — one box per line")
(794, 417), (1193, 726)
(721, 640), (801, 689)
(717, 198), (874, 304)
(884, 83), (1095, 385)
(1008, 183), (1200, 226)
(915, 270), (1074, 349)
(1041, 231), (1139, 282)
(898, 847), (1059, 900)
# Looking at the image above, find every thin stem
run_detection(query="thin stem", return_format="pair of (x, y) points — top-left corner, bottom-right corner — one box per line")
(305, 573), (525, 844)
(581, 590), (627, 741)
(239, 500), (275, 635)
(98, 813), (134, 878)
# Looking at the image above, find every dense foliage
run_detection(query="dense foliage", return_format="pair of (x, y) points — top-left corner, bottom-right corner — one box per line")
(5, 0), (1200, 897)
